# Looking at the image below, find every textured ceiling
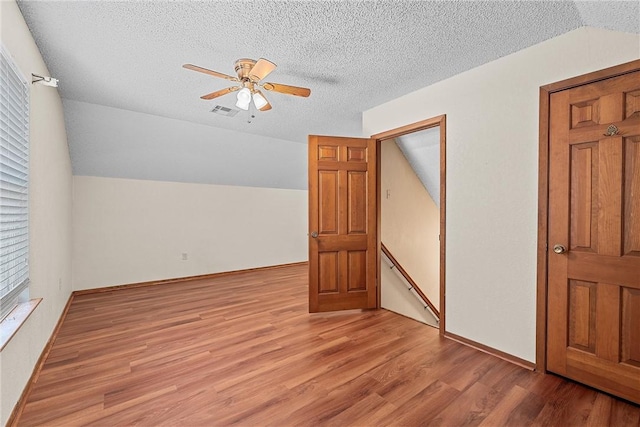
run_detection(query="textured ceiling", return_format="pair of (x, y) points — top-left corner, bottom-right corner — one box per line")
(18, 1), (639, 145)
(15, 1), (640, 189)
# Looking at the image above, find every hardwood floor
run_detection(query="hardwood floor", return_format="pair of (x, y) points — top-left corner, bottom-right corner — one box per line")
(14, 264), (640, 426)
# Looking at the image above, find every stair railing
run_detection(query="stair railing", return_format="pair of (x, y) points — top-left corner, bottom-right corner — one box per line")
(381, 242), (440, 321)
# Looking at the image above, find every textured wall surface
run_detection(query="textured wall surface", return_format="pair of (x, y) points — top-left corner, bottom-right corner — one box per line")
(72, 176), (308, 291)
(381, 256), (439, 327)
(0, 2), (73, 425)
(364, 27), (640, 362)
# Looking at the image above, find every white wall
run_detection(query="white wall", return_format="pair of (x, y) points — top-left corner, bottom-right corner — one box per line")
(381, 140), (440, 310)
(364, 27), (640, 362)
(0, 1), (73, 424)
(72, 176), (308, 290)
(381, 255), (438, 327)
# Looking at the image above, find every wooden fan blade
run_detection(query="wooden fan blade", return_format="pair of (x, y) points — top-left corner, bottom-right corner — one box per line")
(200, 86), (240, 100)
(249, 58), (277, 82)
(262, 82), (311, 97)
(183, 64), (239, 82)
(256, 90), (272, 111)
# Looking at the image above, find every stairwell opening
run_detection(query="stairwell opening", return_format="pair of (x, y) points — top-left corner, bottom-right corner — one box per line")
(377, 120), (444, 330)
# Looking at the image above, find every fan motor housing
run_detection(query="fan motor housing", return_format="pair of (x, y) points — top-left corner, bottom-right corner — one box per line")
(234, 58), (257, 80)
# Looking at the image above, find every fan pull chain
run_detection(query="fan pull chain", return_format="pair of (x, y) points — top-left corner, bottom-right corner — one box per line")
(247, 99), (256, 124)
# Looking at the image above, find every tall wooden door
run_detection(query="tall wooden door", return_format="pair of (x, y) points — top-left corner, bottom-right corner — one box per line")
(547, 70), (640, 403)
(308, 135), (377, 312)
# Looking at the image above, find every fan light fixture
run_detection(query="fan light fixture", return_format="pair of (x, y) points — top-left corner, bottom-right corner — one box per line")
(183, 58), (311, 114)
(235, 87), (251, 110)
(253, 92), (268, 110)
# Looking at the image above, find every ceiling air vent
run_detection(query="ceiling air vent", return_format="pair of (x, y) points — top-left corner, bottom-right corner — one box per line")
(210, 105), (239, 117)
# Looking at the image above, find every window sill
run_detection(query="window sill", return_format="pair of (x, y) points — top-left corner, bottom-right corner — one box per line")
(0, 299), (42, 352)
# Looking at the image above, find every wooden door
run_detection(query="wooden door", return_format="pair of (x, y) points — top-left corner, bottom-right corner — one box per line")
(547, 70), (640, 403)
(308, 135), (377, 312)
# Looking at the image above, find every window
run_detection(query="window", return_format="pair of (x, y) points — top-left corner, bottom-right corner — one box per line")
(0, 44), (29, 321)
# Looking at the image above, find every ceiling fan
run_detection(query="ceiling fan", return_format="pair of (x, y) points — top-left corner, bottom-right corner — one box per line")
(183, 58), (311, 112)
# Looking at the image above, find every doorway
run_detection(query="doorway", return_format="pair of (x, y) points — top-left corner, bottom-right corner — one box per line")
(373, 115), (446, 334)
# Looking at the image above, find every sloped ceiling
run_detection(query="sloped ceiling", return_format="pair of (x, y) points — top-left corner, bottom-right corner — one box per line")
(396, 128), (440, 207)
(16, 1), (640, 189)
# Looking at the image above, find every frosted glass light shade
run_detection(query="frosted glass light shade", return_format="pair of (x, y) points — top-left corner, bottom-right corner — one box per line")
(236, 87), (251, 110)
(237, 87), (251, 102)
(236, 99), (250, 110)
(253, 92), (268, 110)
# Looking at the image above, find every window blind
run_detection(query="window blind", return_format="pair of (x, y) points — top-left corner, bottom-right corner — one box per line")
(0, 45), (29, 321)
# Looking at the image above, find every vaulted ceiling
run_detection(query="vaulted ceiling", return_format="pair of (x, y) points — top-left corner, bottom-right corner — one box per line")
(17, 1), (640, 189)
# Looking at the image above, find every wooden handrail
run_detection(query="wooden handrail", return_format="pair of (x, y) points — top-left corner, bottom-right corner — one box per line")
(381, 242), (440, 319)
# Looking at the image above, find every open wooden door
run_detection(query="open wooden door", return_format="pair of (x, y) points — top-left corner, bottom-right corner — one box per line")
(546, 69), (640, 403)
(308, 135), (377, 312)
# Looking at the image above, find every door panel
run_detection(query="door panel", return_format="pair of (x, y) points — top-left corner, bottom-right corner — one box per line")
(621, 288), (640, 366)
(347, 250), (367, 291)
(567, 280), (596, 353)
(309, 135), (377, 312)
(547, 70), (640, 404)
(347, 171), (367, 233)
(318, 171), (338, 234)
(569, 142), (598, 253)
(624, 136), (640, 255)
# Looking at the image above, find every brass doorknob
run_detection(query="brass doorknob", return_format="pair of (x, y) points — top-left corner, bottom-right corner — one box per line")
(553, 244), (567, 254)
(310, 231), (318, 238)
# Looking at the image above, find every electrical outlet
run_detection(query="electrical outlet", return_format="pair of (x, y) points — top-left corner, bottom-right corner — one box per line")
(181, 253), (188, 261)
